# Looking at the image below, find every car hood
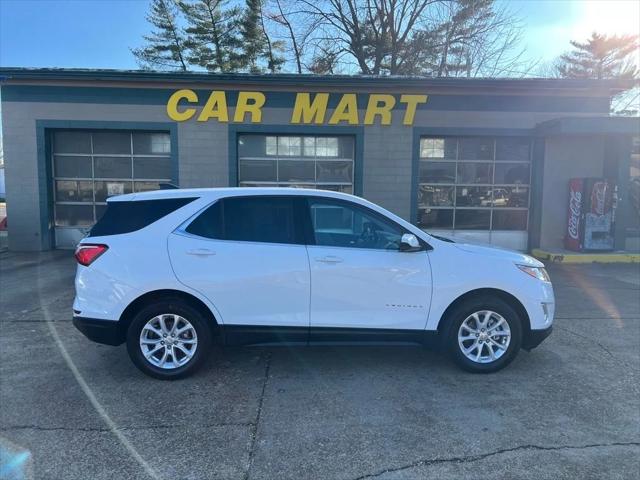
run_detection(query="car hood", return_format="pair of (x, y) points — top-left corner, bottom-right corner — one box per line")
(443, 239), (544, 267)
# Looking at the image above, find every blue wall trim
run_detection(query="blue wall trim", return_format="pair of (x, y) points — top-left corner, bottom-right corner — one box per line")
(35, 120), (180, 248)
(227, 124), (364, 196)
(606, 136), (633, 249)
(3, 85), (610, 114)
(35, 123), (53, 249)
(409, 126), (535, 229)
(528, 138), (546, 250)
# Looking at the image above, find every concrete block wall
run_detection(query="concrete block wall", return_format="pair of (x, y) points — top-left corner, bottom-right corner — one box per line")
(362, 121), (414, 219)
(177, 121), (228, 188)
(2, 103), (45, 251)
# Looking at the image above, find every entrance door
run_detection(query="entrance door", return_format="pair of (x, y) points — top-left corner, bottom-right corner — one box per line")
(305, 197), (432, 334)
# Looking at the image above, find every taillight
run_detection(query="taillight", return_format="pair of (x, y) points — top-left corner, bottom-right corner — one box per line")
(75, 244), (108, 266)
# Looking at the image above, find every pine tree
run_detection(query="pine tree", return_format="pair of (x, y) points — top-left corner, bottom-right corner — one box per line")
(132, 0), (189, 71)
(237, 0), (284, 73)
(238, 0), (266, 72)
(178, 0), (242, 72)
(556, 32), (639, 79)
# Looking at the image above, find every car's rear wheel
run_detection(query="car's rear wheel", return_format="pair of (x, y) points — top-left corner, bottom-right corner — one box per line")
(126, 299), (212, 380)
(446, 297), (522, 373)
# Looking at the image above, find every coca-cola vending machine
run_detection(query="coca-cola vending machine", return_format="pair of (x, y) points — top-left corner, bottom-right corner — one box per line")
(565, 178), (617, 251)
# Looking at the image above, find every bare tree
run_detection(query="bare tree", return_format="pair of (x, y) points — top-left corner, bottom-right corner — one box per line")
(298, 0), (432, 75)
(258, 0), (285, 72)
(265, 0), (308, 73)
(429, 0), (532, 77)
(296, 0), (528, 76)
(308, 44), (342, 74)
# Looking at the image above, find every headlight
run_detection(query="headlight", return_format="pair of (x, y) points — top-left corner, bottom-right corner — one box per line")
(516, 264), (550, 282)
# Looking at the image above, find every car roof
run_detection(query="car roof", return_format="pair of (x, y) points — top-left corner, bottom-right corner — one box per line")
(108, 187), (358, 203)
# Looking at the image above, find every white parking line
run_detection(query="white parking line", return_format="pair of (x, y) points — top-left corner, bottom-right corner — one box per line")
(46, 320), (161, 480)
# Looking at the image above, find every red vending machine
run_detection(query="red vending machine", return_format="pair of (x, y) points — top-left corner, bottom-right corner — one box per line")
(565, 178), (617, 251)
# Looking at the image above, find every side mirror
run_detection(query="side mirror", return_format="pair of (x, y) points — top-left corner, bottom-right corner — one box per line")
(400, 233), (422, 252)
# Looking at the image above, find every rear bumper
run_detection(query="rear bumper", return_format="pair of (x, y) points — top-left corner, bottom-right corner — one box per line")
(522, 326), (552, 351)
(73, 316), (124, 346)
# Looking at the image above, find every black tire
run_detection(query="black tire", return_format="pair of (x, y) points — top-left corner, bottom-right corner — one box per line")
(126, 299), (212, 380)
(445, 296), (522, 373)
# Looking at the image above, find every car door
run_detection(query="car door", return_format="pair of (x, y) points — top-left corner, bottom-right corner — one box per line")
(168, 195), (310, 343)
(305, 197), (432, 333)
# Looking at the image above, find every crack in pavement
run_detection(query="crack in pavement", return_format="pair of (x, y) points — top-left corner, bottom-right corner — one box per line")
(244, 352), (272, 480)
(352, 441), (640, 479)
(552, 325), (638, 371)
(554, 325), (616, 358)
(1, 422), (255, 433)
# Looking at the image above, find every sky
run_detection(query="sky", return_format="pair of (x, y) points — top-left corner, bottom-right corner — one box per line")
(0, 0), (639, 73)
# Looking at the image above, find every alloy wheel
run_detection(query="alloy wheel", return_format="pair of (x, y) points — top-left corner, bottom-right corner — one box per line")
(139, 314), (198, 369)
(457, 310), (511, 364)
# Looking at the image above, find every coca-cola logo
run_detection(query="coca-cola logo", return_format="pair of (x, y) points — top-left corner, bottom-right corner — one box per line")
(568, 190), (582, 239)
(592, 181), (607, 215)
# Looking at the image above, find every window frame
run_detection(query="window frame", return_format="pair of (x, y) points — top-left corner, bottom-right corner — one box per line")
(416, 135), (532, 232)
(183, 195), (308, 246)
(182, 195), (430, 251)
(90, 197), (196, 237)
(237, 133), (355, 193)
(302, 196), (428, 252)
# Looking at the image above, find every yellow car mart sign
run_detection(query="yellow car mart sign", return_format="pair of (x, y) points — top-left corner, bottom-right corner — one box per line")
(166, 90), (428, 126)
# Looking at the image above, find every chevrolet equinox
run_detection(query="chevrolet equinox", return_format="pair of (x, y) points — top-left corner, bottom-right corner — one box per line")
(73, 188), (554, 379)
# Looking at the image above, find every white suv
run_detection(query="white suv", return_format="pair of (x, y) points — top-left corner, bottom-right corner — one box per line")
(73, 188), (554, 379)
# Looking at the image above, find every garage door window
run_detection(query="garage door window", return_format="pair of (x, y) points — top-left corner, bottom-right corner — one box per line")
(52, 130), (172, 227)
(417, 137), (531, 232)
(238, 134), (354, 193)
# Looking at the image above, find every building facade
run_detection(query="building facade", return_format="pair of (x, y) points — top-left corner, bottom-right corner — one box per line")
(0, 68), (638, 252)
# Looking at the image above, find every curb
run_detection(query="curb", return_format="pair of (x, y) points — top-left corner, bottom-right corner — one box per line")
(532, 249), (640, 264)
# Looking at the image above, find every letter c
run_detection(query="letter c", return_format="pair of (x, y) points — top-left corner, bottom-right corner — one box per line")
(167, 89), (198, 121)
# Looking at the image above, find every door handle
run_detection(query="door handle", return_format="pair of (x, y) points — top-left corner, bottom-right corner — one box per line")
(186, 248), (216, 256)
(315, 255), (343, 264)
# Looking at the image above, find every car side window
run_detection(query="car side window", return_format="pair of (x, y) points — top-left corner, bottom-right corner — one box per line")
(185, 200), (223, 239)
(186, 196), (300, 245)
(223, 197), (299, 244)
(308, 199), (403, 250)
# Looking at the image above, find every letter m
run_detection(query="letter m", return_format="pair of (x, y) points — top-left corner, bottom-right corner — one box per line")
(291, 93), (329, 124)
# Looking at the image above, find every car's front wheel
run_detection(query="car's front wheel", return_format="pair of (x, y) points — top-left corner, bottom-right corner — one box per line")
(126, 299), (212, 380)
(446, 297), (522, 373)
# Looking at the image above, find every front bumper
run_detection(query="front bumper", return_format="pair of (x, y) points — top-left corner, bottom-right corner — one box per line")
(73, 316), (125, 346)
(522, 326), (553, 351)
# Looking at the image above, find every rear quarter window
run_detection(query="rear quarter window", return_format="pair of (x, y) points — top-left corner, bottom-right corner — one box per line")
(185, 201), (223, 239)
(90, 198), (196, 236)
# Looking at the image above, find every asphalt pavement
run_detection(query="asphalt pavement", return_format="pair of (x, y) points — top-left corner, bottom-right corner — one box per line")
(1, 251), (638, 479)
